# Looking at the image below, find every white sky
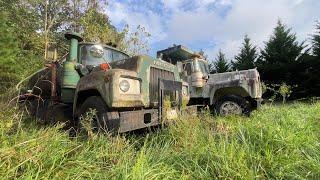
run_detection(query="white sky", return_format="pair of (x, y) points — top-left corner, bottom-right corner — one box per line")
(106, 0), (320, 61)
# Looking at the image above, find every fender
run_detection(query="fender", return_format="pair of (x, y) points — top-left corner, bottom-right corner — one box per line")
(209, 81), (250, 105)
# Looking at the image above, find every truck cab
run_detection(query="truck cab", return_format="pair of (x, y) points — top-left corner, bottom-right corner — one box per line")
(23, 32), (188, 133)
(157, 45), (262, 116)
(181, 58), (209, 88)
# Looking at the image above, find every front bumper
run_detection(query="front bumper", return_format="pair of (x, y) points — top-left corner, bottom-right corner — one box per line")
(106, 109), (160, 133)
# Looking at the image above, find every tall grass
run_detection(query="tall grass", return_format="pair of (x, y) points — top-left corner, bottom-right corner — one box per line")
(1, 102), (320, 179)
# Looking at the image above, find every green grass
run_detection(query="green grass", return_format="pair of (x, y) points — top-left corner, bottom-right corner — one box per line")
(1, 102), (320, 179)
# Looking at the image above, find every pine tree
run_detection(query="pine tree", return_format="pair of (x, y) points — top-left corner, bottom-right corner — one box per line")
(312, 21), (320, 57)
(214, 50), (230, 73)
(257, 20), (305, 83)
(260, 20), (305, 65)
(232, 35), (258, 70)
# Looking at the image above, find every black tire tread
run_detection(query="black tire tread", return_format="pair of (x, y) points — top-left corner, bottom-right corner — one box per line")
(78, 96), (109, 131)
(214, 95), (250, 116)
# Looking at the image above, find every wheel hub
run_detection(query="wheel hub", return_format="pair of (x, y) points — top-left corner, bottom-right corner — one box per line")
(220, 101), (242, 115)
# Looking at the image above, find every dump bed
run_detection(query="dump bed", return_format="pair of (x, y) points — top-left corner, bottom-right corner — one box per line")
(157, 45), (203, 64)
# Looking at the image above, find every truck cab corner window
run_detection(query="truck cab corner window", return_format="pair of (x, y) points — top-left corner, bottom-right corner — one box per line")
(185, 63), (192, 76)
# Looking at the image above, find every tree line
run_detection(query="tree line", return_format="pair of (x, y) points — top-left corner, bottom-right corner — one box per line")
(0, 0), (150, 94)
(211, 20), (320, 99)
(1, 1), (319, 99)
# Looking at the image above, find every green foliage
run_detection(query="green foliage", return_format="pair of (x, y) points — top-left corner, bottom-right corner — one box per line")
(121, 25), (152, 56)
(213, 50), (230, 73)
(0, 13), (20, 91)
(260, 20), (305, 65)
(312, 21), (320, 57)
(279, 83), (292, 104)
(79, 8), (125, 46)
(0, 0), (42, 53)
(264, 83), (294, 104)
(257, 20), (305, 84)
(232, 35), (258, 70)
(0, 0), (151, 95)
(1, 102), (320, 178)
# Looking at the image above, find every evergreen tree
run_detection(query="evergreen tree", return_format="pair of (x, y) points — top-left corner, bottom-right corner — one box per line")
(232, 35), (258, 70)
(214, 50), (230, 73)
(257, 20), (305, 84)
(311, 21), (320, 57)
(0, 12), (20, 92)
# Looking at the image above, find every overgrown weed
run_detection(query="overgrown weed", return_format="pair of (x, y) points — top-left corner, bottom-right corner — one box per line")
(0, 102), (320, 179)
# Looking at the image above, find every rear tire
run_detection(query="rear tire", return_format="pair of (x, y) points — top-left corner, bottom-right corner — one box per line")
(78, 96), (109, 133)
(214, 95), (250, 116)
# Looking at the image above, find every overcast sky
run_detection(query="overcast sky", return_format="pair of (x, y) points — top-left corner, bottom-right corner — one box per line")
(105, 0), (320, 61)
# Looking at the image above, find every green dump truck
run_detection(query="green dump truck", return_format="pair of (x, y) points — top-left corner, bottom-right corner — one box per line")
(157, 45), (262, 116)
(20, 32), (188, 133)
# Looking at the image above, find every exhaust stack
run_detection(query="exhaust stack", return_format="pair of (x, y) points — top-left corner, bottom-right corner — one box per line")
(61, 32), (83, 103)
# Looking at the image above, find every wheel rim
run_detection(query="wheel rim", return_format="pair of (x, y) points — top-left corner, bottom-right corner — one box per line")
(219, 101), (242, 115)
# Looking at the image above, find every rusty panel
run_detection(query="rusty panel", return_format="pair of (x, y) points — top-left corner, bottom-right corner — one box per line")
(110, 56), (139, 72)
(149, 67), (175, 105)
(119, 109), (159, 133)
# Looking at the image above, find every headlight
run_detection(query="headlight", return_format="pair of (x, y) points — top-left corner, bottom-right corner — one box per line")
(119, 79), (130, 92)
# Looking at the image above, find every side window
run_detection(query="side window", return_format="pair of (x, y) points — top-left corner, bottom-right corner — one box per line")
(185, 63), (192, 75)
(102, 48), (112, 62)
(112, 51), (127, 61)
(80, 46), (88, 65)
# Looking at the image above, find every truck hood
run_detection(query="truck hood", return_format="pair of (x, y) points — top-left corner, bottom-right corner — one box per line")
(208, 69), (260, 84)
(207, 69), (262, 99)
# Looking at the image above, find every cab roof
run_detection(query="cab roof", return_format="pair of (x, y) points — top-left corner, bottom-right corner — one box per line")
(157, 45), (204, 64)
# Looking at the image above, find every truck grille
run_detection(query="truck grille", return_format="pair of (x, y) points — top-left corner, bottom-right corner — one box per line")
(149, 67), (175, 106)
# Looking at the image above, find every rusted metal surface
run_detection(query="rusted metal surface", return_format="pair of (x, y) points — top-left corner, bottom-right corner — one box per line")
(149, 67), (175, 106)
(157, 45), (262, 110)
(110, 56), (140, 72)
(49, 63), (58, 101)
(118, 109), (159, 133)
(207, 69), (262, 99)
(23, 32), (186, 133)
(158, 79), (183, 121)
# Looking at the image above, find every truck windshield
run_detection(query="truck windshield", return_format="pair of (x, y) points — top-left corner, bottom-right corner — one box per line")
(194, 60), (209, 74)
(80, 44), (129, 66)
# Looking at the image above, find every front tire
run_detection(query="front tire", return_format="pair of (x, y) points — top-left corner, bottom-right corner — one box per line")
(214, 95), (250, 116)
(78, 96), (109, 133)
